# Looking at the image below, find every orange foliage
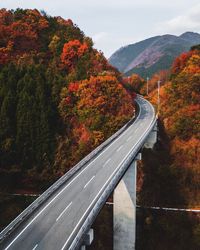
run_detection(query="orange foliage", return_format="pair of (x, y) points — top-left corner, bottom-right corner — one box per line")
(87, 50), (115, 76)
(149, 48), (200, 205)
(171, 51), (193, 75)
(56, 16), (73, 26)
(60, 75), (135, 137)
(122, 74), (143, 99)
(171, 137), (200, 169)
(142, 70), (169, 95)
(150, 48), (200, 156)
(73, 124), (91, 144)
(57, 74), (135, 174)
(61, 40), (88, 70)
(0, 8), (135, 181)
(68, 82), (79, 92)
(0, 9), (49, 64)
(76, 75), (133, 120)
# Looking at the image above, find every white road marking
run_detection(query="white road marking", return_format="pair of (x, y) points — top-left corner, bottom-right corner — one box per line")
(4, 97), (144, 250)
(32, 244), (38, 250)
(4, 164), (91, 249)
(117, 145), (123, 152)
(126, 136), (132, 142)
(102, 158), (111, 168)
(56, 202), (72, 221)
(60, 97), (155, 250)
(60, 106), (155, 250)
(84, 176), (95, 189)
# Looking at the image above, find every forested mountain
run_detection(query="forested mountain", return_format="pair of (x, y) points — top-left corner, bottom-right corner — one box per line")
(127, 46), (200, 207)
(0, 9), (135, 191)
(153, 46), (200, 206)
(121, 46), (200, 250)
(109, 32), (200, 78)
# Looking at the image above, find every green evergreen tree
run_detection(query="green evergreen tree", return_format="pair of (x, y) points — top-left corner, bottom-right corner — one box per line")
(16, 74), (37, 169)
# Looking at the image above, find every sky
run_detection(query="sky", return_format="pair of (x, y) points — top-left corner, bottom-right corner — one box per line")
(0, 0), (200, 58)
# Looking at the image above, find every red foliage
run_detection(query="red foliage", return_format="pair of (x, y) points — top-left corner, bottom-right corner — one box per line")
(171, 51), (193, 75)
(64, 96), (71, 105)
(61, 40), (88, 70)
(68, 82), (79, 92)
(75, 124), (91, 144)
(0, 9), (49, 64)
(0, 9), (13, 25)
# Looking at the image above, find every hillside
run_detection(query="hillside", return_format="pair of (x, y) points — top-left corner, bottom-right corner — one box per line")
(0, 8), (135, 193)
(109, 32), (200, 78)
(121, 46), (200, 250)
(119, 46), (200, 205)
(138, 46), (200, 206)
(157, 47), (200, 206)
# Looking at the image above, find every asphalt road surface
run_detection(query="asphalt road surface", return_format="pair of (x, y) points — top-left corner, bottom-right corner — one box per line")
(1, 96), (155, 250)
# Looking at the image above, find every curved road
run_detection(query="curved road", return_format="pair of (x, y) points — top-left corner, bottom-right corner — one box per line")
(1, 96), (155, 250)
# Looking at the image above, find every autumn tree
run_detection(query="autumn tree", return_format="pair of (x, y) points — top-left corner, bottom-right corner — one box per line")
(148, 47), (200, 206)
(0, 8), (135, 190)
(61, 40), (88, 70)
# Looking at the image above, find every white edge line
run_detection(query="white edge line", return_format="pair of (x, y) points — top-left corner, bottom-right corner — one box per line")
(56, 202), (72, 222)
(32, 244), (38, 250)
(60, 97), (155, 250)
(5, 96), (144, 250)
(84, 176), (95, 189)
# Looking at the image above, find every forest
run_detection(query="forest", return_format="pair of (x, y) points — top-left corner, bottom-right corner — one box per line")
(143, 46), (200, 207)
(0, 8), (199, 250)
(0, 8), (135, 193)
(124, 46), (200, 207)
(122, 46), (200, 249)
(89, 46), (200, 250)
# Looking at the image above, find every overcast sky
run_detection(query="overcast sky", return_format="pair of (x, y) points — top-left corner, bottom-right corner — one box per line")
(1, 0), (200, 58)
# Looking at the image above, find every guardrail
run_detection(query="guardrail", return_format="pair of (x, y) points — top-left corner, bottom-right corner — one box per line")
(0, 98), (140, 244)
(68, 98), (157, 250)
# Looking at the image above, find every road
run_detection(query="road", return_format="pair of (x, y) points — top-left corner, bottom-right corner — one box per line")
(0, 96), (155, 250)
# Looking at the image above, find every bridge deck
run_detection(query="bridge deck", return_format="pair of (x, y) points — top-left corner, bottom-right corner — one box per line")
(1, 96), (155, 250)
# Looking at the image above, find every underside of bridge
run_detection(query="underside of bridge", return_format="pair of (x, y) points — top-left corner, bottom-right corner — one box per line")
(113, 160), (137, 250)
(0, 97), (157, 250)
(113, 121), (157, 250)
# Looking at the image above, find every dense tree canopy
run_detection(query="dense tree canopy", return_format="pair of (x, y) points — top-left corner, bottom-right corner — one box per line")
(148, 47), (200, 206)
(0, 9), (135, 190)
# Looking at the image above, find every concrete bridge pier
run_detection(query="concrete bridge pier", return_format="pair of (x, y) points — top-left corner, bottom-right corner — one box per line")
(80, 229), (94, 250)
(144, 121), (157, 149)
(113, 153), (141, 250)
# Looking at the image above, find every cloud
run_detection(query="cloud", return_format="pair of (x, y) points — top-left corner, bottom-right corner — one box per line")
(156, 4), (200, 34)
(1, 0), (200, 58)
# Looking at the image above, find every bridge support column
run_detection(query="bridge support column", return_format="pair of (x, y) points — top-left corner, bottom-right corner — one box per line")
(81, 229), (94, 250)
(144, 121), (157, 149)
(113, 154), (141, 250)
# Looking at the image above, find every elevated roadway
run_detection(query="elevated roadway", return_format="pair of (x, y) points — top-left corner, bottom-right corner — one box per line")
(0, 96), (156, 250)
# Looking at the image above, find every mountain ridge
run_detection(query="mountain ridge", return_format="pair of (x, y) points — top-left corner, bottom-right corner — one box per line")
(109, 32), (200, 77)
